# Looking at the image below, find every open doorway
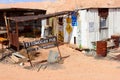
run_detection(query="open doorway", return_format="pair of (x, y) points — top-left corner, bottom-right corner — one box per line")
(58, 17), (64, 42)
(98, 8), (109, 40)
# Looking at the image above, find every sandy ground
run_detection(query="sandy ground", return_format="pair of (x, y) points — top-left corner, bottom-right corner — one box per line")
(1, 44), (120, 80)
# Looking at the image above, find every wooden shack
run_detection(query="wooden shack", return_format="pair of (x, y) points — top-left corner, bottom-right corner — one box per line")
(7, 11), (72, 51)
(0, 8), (46, 51)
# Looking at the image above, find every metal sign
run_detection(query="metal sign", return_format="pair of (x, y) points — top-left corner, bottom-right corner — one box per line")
(66, 17), (72, 34)
(66, 24), (72, 34)
(71, 12), (77, 26)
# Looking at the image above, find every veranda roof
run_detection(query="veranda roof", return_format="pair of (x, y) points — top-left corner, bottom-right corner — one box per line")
(7, 11), (72, 22)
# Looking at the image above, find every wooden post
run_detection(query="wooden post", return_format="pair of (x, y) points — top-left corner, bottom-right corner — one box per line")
(26, 48), (33, 67)
(15, 22), (19, 51)
(23, 41), (33, 67)
(3, 12), (9, 39)
(56, 37), (62, 59)
(7, 19), (11, 47)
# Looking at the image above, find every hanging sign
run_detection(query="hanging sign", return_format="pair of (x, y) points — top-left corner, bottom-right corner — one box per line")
(66, 24), (72, 34)
(66, 17), (72, 34)
(71, 12), (77, 26)
(66, 17), (72, 23)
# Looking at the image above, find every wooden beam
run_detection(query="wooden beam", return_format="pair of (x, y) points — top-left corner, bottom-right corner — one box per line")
(15, 22), (19, 51)
(3, 12), (9, 39)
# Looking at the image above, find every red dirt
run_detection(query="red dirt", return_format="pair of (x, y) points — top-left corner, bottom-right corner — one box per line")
(0, 44), (120, 80)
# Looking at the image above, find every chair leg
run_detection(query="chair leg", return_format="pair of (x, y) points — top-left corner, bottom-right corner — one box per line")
(37, 64), (43, 72)
(37, 64), (48, 72)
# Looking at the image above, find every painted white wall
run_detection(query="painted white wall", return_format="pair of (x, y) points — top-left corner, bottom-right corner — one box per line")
(79, 10), (88, 48)
(41, 19), (46, 38)
(113, 9), (120, 35)
(109, 9), (120, 36)
(77, 9), (99, 49)
(70, 23), (77, 44)
(108, 9), (114, 37)
(76, 11), (81, 48)
(87, 9), (99, 48)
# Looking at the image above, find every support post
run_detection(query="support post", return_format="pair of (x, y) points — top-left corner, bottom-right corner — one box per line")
(3, 12), (9, 39)
(23, 41), (33, 67)
(15, 22), (19, 51)
(56, 37), (62, 59)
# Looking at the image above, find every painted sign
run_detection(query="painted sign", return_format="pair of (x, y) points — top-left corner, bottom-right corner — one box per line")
(66, 24), (72, 34)
(23, 36), (57, 48)
(66, 17), (72, 34)
(66, 17), (72, 23)
(71, 12), (77, 26)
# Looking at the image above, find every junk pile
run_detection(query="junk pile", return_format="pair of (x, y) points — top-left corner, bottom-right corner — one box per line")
(0, 36), (65, 71)
(0, 46), (40, 65)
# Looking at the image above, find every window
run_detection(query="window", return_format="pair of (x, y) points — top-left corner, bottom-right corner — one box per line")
(98, 8), (108, 29)
(100, 18), (106, 28)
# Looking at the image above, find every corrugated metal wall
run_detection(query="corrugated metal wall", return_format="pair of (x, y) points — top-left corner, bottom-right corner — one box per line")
(79, 8), (120, 49)
(79, 10), (88, 48)
(41, 19), (46, 38)
(109, 9), (120, 36)
(87, 9), (99, 49)
(78, 9), (99, 49)
(63, 8), (120, 49)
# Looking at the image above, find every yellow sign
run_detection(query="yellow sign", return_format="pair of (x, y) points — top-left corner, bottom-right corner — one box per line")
(66, 17), (72, 23)
(66, 17), (72, 34)
(66, 24), (72, 34)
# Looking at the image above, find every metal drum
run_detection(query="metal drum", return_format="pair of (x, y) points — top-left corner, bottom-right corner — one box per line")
(96, 41), (107, 57)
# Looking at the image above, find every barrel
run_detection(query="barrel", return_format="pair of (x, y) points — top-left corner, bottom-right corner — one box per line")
(96, 41), (107, 57)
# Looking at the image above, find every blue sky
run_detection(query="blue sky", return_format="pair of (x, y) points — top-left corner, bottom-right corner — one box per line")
(0, 0), (56, 4)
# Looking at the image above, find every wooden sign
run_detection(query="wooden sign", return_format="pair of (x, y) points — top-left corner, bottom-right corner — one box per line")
(23, 36), (57, 48)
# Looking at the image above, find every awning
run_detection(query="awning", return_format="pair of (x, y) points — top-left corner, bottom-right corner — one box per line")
(7, 11), (72, 22)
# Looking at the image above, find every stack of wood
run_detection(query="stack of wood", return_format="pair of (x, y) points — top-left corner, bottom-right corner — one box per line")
(106, 39), (115, 49)
(10, 52), (27, 63)
(9, 46), (40, 63)
(111, 35), (120, 48)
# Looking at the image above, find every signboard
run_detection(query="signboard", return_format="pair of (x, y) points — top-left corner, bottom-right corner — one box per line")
(71, 12), (77, 26)
(23, 36), (57, 49)
(66, 17), (72, 34)
(66, 24), (72, 34)
(23, 36), (59, 67)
